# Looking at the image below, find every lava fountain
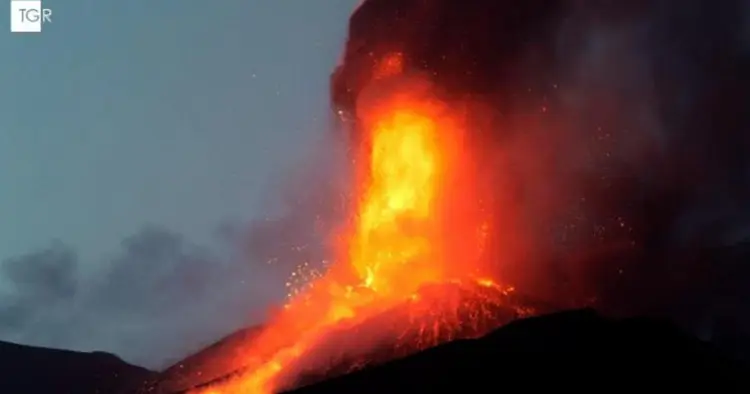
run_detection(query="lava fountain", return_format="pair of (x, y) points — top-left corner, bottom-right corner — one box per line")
(197, 64), (520, 394)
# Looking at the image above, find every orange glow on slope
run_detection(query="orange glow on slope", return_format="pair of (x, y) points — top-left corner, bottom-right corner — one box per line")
(197, 75), (506, 394)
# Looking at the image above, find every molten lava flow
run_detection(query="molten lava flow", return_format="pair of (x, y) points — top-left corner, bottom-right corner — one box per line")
(198, 79), (509, 394)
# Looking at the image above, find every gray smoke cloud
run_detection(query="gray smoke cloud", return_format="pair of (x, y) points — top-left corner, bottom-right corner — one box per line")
(0, 242), (78, 332)
(0, 226), (284, 369)
(470, 1), (750, 339)
(544, 0), (750, 307)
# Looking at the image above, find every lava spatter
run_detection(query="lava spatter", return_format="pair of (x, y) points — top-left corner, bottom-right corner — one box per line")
(197, 69), (511, 394)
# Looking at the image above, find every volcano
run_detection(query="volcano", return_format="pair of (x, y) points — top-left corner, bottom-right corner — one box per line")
(123, 0), (750, 392)
(0, 0), (747, 393)
(147, 0), (750, 392)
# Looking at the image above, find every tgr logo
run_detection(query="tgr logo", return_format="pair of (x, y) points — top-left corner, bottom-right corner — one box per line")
(10, 0), (52, 33)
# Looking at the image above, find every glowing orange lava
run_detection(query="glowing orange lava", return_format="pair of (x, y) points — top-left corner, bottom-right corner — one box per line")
(197, 75), (502, 394)
(353, 103), (443, 294)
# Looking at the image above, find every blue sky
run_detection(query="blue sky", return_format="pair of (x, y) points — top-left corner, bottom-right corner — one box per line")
(0, 1), (361, 365)
(1, 0), (358, 265)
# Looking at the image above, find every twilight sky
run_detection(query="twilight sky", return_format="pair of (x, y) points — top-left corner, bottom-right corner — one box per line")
(0, 0), (359, 368)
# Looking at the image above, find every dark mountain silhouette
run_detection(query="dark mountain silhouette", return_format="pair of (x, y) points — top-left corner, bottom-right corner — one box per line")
(157, 307), (747, 394)
(283, 309), (747, 394)
(0, 340), (155, 394)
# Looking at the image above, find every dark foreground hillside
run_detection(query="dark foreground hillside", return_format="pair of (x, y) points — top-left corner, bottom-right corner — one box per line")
(169, 308), (747, 394)
(284, 309), (748, 394)
(0, 340), (155, 394)
(0, 308), (745, 394)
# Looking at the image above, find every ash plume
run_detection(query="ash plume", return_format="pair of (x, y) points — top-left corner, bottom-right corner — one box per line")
(331, 0), (750, 336)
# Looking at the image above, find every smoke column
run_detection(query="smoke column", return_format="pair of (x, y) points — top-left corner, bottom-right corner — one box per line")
(331, 0), (750, 327)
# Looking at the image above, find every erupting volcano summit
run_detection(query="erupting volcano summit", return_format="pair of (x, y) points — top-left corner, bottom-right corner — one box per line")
(152, 0), (750, 393)
(196, 64), (528, 394)
(186, 2), (573, 393)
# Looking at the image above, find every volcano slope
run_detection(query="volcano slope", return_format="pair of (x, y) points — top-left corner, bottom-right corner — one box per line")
(144, 238), (750, 394)
(144, 282), (551, 394)
(283, 309), (747, 394)
(158, 305), (748, 394)
(132, 326), (264, 394)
